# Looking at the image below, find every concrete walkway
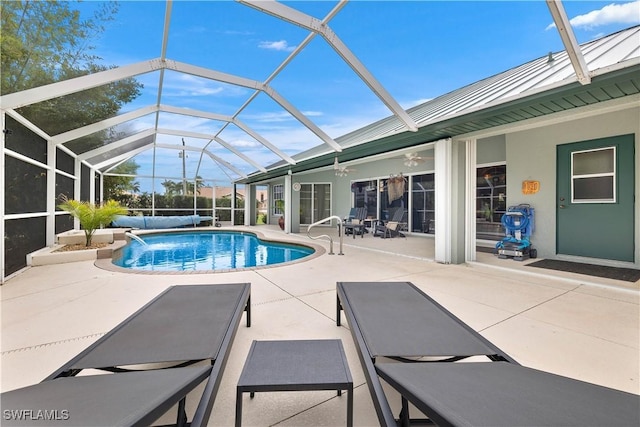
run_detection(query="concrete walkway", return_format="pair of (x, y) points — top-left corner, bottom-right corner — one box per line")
(1, 225), (638, 426)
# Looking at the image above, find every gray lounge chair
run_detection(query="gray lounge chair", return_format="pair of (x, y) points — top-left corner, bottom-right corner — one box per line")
(377, 362), (640, 427)
(336, 281), (639, 426)
(1, 366), (212, 427)
(336, 281), (515, 426)
(32, 283), (251, 427)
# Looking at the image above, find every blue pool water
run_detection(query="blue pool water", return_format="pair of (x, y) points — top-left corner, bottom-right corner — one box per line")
(113, 231), (314, 272)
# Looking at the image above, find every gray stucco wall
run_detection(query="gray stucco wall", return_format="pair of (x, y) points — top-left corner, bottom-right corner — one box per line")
(477, 134), (506, 164)
(506, 106), (639, 265)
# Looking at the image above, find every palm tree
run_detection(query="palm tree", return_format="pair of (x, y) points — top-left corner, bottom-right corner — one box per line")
(58, 196), (128, 246)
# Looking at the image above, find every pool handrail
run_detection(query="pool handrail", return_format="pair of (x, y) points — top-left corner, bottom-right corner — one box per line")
(307, 216), (343, 255)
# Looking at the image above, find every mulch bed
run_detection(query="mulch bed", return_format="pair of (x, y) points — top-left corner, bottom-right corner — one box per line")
(54, 243), (110, 252)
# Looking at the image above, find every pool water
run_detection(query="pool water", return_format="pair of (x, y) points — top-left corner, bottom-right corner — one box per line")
(113, 231), (314, 272)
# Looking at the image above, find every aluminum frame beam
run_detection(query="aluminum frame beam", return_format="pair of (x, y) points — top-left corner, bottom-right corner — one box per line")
(232, 119), (295, 164)
(78, 129), (156, 161)
(238, 0), (419, 132)
(173, 60), (341, 153)
(546, 0), (591, 85)
(157, 128), (267, 172)
(51, 106), (158, 145)
(203, 151), (248, 178)
(0, 61), (162, 109)
(92, 144), (154, 170)
(0, 55), (341, 164)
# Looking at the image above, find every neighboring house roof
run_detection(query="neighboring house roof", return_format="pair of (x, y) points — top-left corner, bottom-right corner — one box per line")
(243, 25), (639, 184)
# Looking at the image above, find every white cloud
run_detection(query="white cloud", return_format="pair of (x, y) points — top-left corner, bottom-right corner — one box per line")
(226, 138), (262, 148)
(546, 1), (640, 30)
(258, 40), (296, 52)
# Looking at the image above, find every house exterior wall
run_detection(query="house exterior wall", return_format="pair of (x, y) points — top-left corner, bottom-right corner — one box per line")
(505, 106), (639, 266)
(477, 135), (506, 164)
(263, 105), (638, 268)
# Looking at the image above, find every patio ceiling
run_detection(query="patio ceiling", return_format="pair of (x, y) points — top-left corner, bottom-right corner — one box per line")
(0, 0), (633, 187)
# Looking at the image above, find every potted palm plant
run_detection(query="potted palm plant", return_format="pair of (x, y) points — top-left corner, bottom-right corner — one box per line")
(58, 196), (128, 246)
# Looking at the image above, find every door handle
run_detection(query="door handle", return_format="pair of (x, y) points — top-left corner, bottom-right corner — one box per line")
(559, 205), (565, 209)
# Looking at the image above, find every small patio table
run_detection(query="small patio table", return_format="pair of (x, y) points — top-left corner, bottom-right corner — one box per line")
(236, 339), (353, 427)
(342, 222), (366, 238)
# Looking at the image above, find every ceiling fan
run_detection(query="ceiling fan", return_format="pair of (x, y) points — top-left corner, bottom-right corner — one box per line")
(333, 157), (356, 177)
(403, 152), (430, 168)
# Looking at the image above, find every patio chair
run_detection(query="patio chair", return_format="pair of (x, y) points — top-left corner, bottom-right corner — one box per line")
(41, 283), (251, 427)
(336, 281), (517, 426)
(373, 209), (406, 238)
(343, 207), (367, 237)
(342, 207), (358, 223)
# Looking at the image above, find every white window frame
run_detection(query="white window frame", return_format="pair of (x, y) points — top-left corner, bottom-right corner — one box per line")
(571, 146), (616, 204)
(272, 184), (284, 215)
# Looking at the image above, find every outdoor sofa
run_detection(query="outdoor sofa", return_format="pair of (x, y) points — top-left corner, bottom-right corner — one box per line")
(2, 283), (251, 426)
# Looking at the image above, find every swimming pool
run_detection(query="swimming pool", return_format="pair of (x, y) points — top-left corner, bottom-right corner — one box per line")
(112, 231), (315, 272)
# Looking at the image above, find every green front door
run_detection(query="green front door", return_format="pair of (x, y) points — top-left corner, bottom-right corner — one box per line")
(556, 134), (635, 262)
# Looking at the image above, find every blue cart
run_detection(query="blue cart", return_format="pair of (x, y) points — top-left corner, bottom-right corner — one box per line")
(494, 204), (537, 261)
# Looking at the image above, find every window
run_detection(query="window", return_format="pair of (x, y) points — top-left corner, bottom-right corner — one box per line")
(352, 180), (378, 219)
(476, 165), (506, 240)
(571, 147), (615, 203)
(272, 184), (284, 214)
(411, 174), (435, 233)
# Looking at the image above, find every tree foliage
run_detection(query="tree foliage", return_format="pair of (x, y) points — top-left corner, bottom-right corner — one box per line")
(103, 160), (140, 200)
(0, 0), (143, 135)
(161, 177), (205, 197)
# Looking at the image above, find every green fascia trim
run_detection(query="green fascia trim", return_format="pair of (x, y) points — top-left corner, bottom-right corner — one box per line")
(238, 65), (639, 185)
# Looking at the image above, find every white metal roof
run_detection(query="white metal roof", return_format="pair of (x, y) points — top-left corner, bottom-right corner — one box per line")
(333, 25), (640, 151)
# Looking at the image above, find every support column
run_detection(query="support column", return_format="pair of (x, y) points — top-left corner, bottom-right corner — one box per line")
(434, 139), (452, 263)
(232, 184), (237, 226)
(46, 142), (58, 246)
(450, 139), (467, 264)
(72, 157), (81, 231)
(434, 138), (467, 264)
(284, 173), (292, 233)
(89, 166), (96, 205)
(99, 173), (104, 203)
(1, 112), (5, 282)
(245, 184), (256, 226)
(465, 139), (477, 262)
(212, 185), (217, 223)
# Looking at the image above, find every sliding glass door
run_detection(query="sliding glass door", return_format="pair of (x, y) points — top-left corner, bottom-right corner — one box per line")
(299, 183), (331, 225)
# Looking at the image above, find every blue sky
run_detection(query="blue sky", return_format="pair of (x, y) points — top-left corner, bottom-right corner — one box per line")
(77, 0), (640, 188)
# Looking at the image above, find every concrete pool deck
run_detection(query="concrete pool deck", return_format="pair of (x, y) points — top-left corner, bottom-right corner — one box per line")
(1, 224), (638, 426)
